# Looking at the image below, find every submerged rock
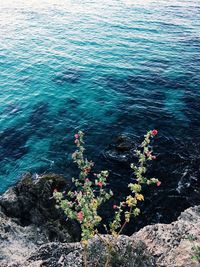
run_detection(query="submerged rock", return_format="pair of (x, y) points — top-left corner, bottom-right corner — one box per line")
(0, 126), (29, 160)
(29, 101), (49, 128)
(103, 134), (138, 162)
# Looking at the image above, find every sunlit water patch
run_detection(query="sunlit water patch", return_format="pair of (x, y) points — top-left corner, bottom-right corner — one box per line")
(0, 0), (200, 232)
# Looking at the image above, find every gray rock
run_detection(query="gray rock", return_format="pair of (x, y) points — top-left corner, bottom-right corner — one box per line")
(0, 173), (80, 243)
(104, 134), (138, 162)
(0, 174), (199, 267)
(132, 205), (200, 267)
(25, 235), (155, 267)
(0, 210), (48, 266)
(27, 242), (83, 267)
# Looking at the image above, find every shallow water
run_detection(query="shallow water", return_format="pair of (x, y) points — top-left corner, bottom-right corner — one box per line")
(0, 0), (200, 231)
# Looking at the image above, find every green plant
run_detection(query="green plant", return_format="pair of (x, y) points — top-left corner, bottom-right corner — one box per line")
(54, 130), (161, 266)
(187, 235), (200, 263)
(54, 131), (113, 241)
(109, 129), (160, 237)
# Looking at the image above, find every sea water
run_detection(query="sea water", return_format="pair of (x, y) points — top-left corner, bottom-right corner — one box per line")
(0, 0), (200, 229)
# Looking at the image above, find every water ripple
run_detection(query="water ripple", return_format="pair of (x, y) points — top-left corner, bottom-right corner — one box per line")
(0, 0), (200, 231)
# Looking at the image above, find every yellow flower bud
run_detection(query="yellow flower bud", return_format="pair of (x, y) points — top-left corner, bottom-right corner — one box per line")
(135, 193), (144, 201)
(126, 195), (137, 207)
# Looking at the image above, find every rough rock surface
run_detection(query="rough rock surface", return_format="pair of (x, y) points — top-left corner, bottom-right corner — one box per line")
(133, 205), (200, 267)
(0, 173), (80, 243)
(0, 210), (48, 266)
(15, 236), (156, 267)
(0, 174), (199, 266)
(103, 134), (138, 162)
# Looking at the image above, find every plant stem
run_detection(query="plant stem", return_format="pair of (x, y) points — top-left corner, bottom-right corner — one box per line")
(83, 244), (88, 267)
(117, 220), (127, 236)
(96, 233), (113, 267)
(104, 243), (112, 267)
(96, 233), (110, 247)
(117, 207), (132, 236)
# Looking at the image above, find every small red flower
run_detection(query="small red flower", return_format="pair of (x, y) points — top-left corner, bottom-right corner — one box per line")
(85, 178), (90, 183)
(74, 139), (78, 144)
(97, 181), (103, 187)
(84, 168), (91, 174)
(75, 134), (79, 139)
(146, 151), (152, 157)
(157, 181), (161, 187)
(77, 211), (84, 222)
(152, 155), (156, 160)
(113, 205), (118, 209)
(152, 129), (158, 136)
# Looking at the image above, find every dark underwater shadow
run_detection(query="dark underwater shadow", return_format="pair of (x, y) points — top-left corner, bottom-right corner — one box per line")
(0, 126), (29, 161)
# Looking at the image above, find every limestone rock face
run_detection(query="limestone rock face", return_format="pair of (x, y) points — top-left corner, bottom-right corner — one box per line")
(0, 210), (48, 267)
(132, 205), (200, 267)
(25, 236), (155, 267)
(0, 173), (199, 267)
(0, 173), (80, 243)
(26, 242), (83, 267)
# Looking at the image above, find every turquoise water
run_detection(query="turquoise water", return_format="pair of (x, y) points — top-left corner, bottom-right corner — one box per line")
(0, 0), (200, 227)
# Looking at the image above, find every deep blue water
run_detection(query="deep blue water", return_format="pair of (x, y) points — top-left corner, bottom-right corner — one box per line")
(0, 0), (200, 230)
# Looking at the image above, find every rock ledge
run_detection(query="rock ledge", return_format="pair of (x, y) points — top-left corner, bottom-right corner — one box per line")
(0, 174), (199, 266)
